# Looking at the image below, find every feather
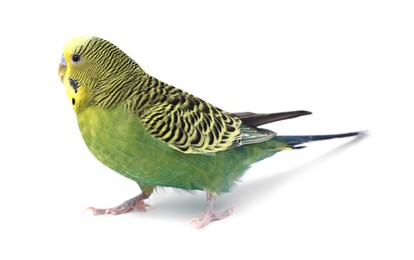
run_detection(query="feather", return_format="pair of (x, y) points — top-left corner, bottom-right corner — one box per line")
(275, 131), (363, 149)
(59, 35), (363, 228)
(234, 110), (312, 127)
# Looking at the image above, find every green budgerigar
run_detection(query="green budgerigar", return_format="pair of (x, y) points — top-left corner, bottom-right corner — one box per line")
(58, 36), (361, 228)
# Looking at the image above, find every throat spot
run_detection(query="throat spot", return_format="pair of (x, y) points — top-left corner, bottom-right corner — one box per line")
(69, 78), (80, 93)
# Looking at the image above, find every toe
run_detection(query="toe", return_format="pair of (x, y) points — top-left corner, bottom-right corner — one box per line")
(133, 200), (150, 212)
(213, 207), (233, 220)
(83, 207), (107, 216)
(190, 218), (209, 229)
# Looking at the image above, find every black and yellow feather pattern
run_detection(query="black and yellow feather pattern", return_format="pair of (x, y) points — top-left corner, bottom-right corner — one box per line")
(68, 36), (275, 154)
(125, 77), (274, 154)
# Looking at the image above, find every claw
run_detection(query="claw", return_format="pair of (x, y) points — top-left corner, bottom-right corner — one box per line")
(83, 207), (107, 216)
(83, 193), (151, 216)
(191, 193), (233, 229)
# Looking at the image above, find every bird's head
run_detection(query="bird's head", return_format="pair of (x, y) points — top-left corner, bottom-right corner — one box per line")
(58, 35), (145, 112)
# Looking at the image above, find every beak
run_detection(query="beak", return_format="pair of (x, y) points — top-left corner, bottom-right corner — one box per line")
(58, 54), (67, 83)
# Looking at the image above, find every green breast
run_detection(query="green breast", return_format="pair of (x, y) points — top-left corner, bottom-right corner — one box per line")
(76, 106), (278, 193)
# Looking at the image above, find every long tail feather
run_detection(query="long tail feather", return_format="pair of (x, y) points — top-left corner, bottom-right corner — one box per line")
(274, 131), (363, 149)
(234, 110), (312, 127)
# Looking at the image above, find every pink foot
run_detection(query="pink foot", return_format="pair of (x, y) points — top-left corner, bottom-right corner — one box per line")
(191, 207), (233, 229)
(84, 193), (150, 215)
(190, 193), (233, 229)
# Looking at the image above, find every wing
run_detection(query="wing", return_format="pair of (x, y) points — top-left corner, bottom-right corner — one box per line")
(132, 83), (273, 154)
(233, 110), (312, 127)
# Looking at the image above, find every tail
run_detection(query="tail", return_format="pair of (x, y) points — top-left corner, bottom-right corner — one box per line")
(274, 131), (363, 149)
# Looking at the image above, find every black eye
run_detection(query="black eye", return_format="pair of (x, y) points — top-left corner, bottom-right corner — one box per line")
(71, 54), (81, 63)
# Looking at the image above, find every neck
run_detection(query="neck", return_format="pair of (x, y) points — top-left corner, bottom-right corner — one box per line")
(90, 63), (150, 109)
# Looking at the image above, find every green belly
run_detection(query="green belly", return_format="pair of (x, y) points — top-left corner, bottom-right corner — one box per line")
(77, 106), (278, 193)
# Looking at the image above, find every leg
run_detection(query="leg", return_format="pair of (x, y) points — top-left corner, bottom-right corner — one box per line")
(86, 191), (152, 215)
(191, 193), (233, 229)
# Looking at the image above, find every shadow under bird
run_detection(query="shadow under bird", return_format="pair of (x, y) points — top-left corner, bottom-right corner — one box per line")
(58, 36), (362, 228)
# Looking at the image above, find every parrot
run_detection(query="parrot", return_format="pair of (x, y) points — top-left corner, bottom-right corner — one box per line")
(58, 35), (362, 228)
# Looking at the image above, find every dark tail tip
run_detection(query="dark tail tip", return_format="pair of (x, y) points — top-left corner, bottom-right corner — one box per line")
(302, 131), (365, 142)
(275, 130), (366, 148)
(328, 131), (365, 139)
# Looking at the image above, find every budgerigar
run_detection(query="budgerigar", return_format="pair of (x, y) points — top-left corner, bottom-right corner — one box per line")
(58, 36), (361, 228)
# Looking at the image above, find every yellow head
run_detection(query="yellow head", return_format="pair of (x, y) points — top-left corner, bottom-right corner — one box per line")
(58, 35), (144, 112)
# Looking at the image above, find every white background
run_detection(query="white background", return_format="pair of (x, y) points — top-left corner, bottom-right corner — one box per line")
(1, 0), (413, 259)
